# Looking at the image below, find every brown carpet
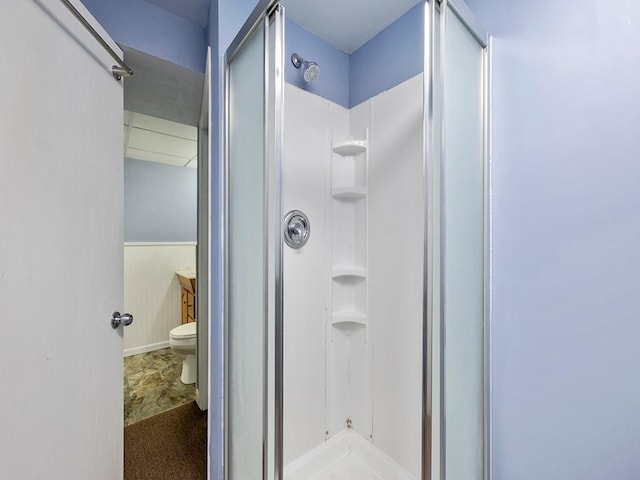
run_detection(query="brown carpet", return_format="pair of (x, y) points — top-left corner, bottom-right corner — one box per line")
(124, 401), (207, 480)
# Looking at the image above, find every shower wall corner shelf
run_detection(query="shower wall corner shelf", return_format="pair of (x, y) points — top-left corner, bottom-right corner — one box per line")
(331, 311), (367, 327)
(332, 267), (367, 279)
(328, 127), (370, 437)
(330, 129), (369, 337)
(332, 139), (367, 156)
(332, 186), (367, 200)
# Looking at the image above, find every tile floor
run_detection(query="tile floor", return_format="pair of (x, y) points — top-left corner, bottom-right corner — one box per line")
(124, 348), (195, 426)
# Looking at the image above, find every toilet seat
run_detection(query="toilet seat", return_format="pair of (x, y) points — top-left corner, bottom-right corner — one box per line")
(170, 322), (196, 339)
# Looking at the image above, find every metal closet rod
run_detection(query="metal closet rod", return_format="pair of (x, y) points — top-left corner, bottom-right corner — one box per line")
(59, 0), (133, 80)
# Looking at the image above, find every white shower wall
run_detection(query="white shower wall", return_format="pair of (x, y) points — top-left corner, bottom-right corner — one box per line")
(359, 74), (424, 476)
(123, 243), (196, 355)
(284, 74), (423, 478)
(283, 84), (349, 462)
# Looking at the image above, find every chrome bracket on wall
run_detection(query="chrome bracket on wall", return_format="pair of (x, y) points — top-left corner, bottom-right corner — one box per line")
(59, 0), (134, 81)
(284, 210), (310, 249)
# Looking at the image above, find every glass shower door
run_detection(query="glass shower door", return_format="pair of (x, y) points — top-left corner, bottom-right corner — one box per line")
(440, 2), (488, 480)
(223, 1), (488, 479)
(225, 2), (284, 479)
(227, 18), (266, 480)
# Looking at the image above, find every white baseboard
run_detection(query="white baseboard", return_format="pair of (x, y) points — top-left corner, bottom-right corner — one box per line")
(124, 340), (170, 357)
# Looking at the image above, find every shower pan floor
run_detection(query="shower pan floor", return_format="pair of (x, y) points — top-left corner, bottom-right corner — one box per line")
(285, 429), (415, 480)
(313, 452), (383, 480)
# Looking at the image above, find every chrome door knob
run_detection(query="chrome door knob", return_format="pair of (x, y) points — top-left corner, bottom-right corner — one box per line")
(111, 311), (134, 329)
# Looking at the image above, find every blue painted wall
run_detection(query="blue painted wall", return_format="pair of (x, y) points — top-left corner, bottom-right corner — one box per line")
(217, 1), (423, 111)
(124, 159), (197, 242)
(82, 0), (207, 72)
(284, 4), (423, 109)
(349, 3), (423, 107)
(285, 20), (350, 108)
(464, 0), (640, 478)
(218, 0), (257, 51)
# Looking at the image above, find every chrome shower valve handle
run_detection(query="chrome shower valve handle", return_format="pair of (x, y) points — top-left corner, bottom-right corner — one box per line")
(284, 210), (310, 249)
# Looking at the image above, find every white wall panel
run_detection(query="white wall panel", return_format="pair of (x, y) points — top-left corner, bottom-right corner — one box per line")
(123, 243), (196, 354)
(368, 73), (424, 477)
(283, 76), (423, 477)
(283, 84), (349, 463)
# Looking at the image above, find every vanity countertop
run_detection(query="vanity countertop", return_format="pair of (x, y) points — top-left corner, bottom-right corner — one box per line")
(176, 269), (196, 294)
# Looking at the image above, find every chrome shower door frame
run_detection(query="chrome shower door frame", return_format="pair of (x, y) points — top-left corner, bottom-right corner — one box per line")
(423, 0), (492, 479)
(223, 1), (285, 479)
(224, 0), (491, 478)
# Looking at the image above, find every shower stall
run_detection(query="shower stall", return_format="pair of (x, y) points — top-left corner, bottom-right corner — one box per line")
(224, 0), (490, 479)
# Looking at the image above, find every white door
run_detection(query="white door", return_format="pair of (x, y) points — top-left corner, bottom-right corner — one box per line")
(0, 1), (124, 478)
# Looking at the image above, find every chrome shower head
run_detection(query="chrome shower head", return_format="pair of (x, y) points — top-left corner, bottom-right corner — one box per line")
(291, 53), (320, 83)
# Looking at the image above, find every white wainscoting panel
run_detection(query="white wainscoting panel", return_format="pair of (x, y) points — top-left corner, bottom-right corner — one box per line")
(123, 243), (196, 355)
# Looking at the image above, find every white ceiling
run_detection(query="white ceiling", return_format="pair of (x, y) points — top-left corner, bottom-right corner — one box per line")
(124, 111), (197, 168)
(284, 0), (421, 53)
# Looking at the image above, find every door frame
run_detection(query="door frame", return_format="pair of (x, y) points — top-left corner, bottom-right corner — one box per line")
(197, 46), (212, 412)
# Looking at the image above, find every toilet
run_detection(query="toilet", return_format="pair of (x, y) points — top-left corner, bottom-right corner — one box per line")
(169, 322), (197, 384)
